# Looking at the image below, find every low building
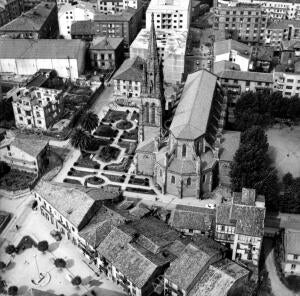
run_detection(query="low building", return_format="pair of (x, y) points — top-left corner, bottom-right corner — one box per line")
(0, 2), (58, 39)
(130, 28), (188, 84)
(215, 188), (266, 266)
(282, 225), (300, 276)
(112, 56), (144, 97)
(0, 39), (86, 80)
(34, 181), (119, 244)
(0, 135), (49, 174)
(11, 86), (63, 130)
(89, 36), (123, 70)
(58, 1), (96, 39)
(214, 39), (252, 72)
(169, 205), (215, 237)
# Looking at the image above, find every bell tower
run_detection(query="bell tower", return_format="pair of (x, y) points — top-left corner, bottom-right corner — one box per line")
(139, 13), (165, 143)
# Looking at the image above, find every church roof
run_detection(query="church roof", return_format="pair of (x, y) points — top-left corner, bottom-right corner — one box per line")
(170, 70), (218, 140)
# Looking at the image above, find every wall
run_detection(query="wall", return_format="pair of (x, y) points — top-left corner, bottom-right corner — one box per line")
(113, 79), (142, 97)
(136, 151), (155, 176)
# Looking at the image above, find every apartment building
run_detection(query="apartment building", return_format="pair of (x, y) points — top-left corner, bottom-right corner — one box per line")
(273, 71), (300, 98)
(215, 188), (266, 266)
(58, 1), (96, 39)
(96, 0), (144, 14)
(146, 0), (192, 31)
(0, 0), (24, 27)
(214, 2), (268, 44)
(11, 86), (62, 130)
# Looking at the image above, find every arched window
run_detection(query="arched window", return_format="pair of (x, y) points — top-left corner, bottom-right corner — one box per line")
(187, 177), (191, 186)
(182, 144), (186, 157)
(144, 102), (149, 123)
(171, 175), (175, 184)
(151, 103), (156, 124)
(160, 169), (162, 177)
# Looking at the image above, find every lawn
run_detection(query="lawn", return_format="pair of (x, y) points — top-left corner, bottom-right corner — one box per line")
(103, 110), (128, 123)
(130, 111), (139, 122)
(98, 146), (121, 162)
(94, 124), (118, 138)
(68, 168), (96, 177)
(104, 157), (133, 173)
(125, 187), (156, 195)
(85, 137), (112, 152)
(102, 174), (126, 183)
(0, 169), (36, 191)
(118, 140), (137, 155)
(74, 154), (100, 169)
(129, 176), (149, 187)
(116, 120), (133, 130)
(63, 178), (82, 185)
(267, 126), (300, 178)
(121, 128), (138, 141)
(86, 176), (105, 185)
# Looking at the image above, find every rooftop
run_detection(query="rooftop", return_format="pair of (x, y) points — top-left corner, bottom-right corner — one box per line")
(0, 39), (86, 60)
(71, 20), (94, 36)
(147, 0), (191, 11)
(90, 36), (123, 51)
(267, 19), (300, 30)
(213, 60), (241, 74)
(214, 39), (251, 59)
(170, 70), (217, 140)
(0, 2), (56, 32)
(94, 7), (138, 22)
(11, 135), (48, 158)
(285, 228), (300, 255)
(58, 1), (96, 15)
(217, 70), (273, 83)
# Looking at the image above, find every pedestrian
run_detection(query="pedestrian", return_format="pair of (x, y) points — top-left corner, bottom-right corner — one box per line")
(15, 224), (20, 231)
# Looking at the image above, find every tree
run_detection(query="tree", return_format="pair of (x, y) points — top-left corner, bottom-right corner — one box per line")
(8, 286), (18, 296)
(70, 128), (92, 153)
(0, 262), (6, 270)
(5, 245), (15, 255)
(230, 126), (279, 211)
(71, 276), (82, 287)
(0, 161), (10, 178)
(37, 240), (49, 253)
(54, 258), (66, 269)
(81, 111), (99, 133)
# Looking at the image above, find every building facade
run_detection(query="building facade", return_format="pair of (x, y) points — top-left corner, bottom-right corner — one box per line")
(0, 0), (24, 27)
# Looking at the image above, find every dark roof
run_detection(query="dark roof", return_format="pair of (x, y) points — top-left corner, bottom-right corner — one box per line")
(252, 46), (274, 62)
(71, 20), (94, 36)
(169, 205), (215, 231)
(218, 70), (273, 83)
(0, 2), (56, 32)
(90, 36), (123, 50)
(214, 39), (251, 58)
(113, 56), (145, 82)
(94, 7), (137, 22)
(213, 60), (241, 74)
(267, 19), (300, 30)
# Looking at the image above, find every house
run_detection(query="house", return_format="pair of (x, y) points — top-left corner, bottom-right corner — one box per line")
(215, 188), (266, 266)
(34, 181), (120, 244)
(89, 36), (124, 70)
(97, 217), (181, 296)
(11, 86), (63, 130)
(281, 224), (300, 276)
(0, 135), (49, 174)
(169, 205), (215, 237)
(0, 2), (58, 39)
(112, 56), (144, 97)
(214, 39), (252, 72)
(0, 39), (86, 80)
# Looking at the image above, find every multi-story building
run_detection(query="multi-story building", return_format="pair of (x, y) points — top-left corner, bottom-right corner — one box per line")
(71, 7), (143, 47)
(22, 0), (56, 11)
(90, 36), (124, 70)
(97, 0), (123, 14)
(146, 0), (192, 31)
(0, 0), (24, 27)
(214, 2), (268, 44)
(264, 20), (300, 50)
(11, 86), (62, 130)
(58, 1), (96, 39)
(215, 188), (266, 266)
(0, 39), (86, 79)
(273, 71), (300, 98)
(0, 135), (48, 174)
(0, 2), (58, 39)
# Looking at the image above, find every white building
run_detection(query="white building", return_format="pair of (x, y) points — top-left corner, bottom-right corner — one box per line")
(130, 28), (187, 84)
(11, 87), (62, 130)
(58, 1), (96, 39)
(146, 0), (192, 30)
(97, 0), (143, 14)
(0, 39), (86, 80)
(214, 39), (251, 72)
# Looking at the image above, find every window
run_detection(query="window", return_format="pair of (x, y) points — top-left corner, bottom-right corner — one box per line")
(19, 116), (23, 121)
(171, 175), (175, 184)
(246, 81), (250, 86)
(187, 177), (191, 186)
(182, 144), (186, 157)
(286, 86), (293, 89)
(294, 255), (298, 260)
(291, 264), (296, 269)
(17, 107), (21, 114)
(27, 119), (31, 124)
(287, 79), (294, 83)
(151, 104), (155, 124)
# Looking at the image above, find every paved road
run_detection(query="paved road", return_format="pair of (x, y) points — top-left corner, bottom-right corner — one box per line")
(91, 85), (114, 118)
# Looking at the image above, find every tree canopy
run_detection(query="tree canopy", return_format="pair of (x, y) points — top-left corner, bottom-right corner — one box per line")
(81, 111), (99, 133)
(54, 258), (66, 269)
(71, 276), (82, 286)
(230, 126), (279, 211)
(280, 173), (300, 214)
(70, 128), (92, 152)
(5, 245), (16, 255)
(37, 240), (49, 253)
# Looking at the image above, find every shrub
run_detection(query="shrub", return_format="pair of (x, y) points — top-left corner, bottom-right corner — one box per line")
(54, 258), (66, 269)
(71, 276), (82, 286)
(5, 245), (15, 255)
(0, 262), (6, 270)
(37, 241), (49, 253)
(8, 286), (18, 296)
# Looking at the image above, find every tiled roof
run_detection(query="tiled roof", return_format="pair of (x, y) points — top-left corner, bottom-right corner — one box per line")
(136, 138), (155, 153)
(267, 19), (300, 30)
(170, 205), (215, 232)
(285, 228), (300, 255)
(213, 60), (240, 75)
(219, 131), (241, 162)
(71, 20), (94, 35)
(11, 135), (48, 158)
(34, 181), (98, 229)
(113, 56), (145, 82)
(90, 36), (123, 50)
(218, 70), (273, 83)
(168, 159), (197, 175)
(0, 2), (56, 32)
(170, 70), (217, 140)
(0, 39), (86, 59)
(214, 39), (251, 58)
(165, 243), (213, 291)
(252, 46), (274, 62)
(94, 7), (137, 22)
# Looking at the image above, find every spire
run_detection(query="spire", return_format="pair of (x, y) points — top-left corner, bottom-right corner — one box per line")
(147, 13), (159, 66)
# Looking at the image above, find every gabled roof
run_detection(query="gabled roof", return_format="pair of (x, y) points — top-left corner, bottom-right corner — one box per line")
(0, 2), (56, 32)
(170, 70), (217, 140)
(11, 135), (48, 158)
(218, 70), (273, 83)
(90, 36), (123, 50)
(214, 39), (251, 58)
(113, 56), (145, 82)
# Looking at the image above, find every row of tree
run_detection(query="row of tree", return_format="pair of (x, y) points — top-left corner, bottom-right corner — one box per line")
(280, 173), (300, 214)
(234, 91), (300, 131)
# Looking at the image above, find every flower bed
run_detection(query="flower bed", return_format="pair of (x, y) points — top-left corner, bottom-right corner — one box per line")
(118, 140), (137, 155)
(125, 187), (156, 195)
(94, 124), (118, 138)
(63, 178), (82, 185)
(0, 169), (36, 191)
(116, 120), (133, 130)
(74, 155), (100, 169)
(103, 174), (126, 183)
(68, 168), (96, 177)
(130, 111), (139, 122)
(121, 127), (138, 141)
(104, 156), (133, 173)
(103, 110), (127, 123)
(129, 176), (150, 187)
(98, 146), (121, 162)
(86, 176), (105, 185)
(85, 137), (112, 152)
(16, 235), (37, 252)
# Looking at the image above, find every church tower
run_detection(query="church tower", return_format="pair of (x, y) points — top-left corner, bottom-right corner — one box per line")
(139, 13), (165, 143)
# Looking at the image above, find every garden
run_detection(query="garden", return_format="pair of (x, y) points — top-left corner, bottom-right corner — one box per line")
(94, 124), (118, 138)
(74, 154), (100, 169)
(86, 176), (105, 186)
(97, 146), (121, 162)
(102, 174), (126, 183)
(102, 110), (128, 123)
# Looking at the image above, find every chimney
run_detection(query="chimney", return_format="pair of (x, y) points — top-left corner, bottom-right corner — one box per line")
(241, 188), (256, 205)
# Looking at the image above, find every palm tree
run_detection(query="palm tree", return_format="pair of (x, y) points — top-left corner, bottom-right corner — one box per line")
(81, 111), (99, 133)
(70, 128), (92, 153)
